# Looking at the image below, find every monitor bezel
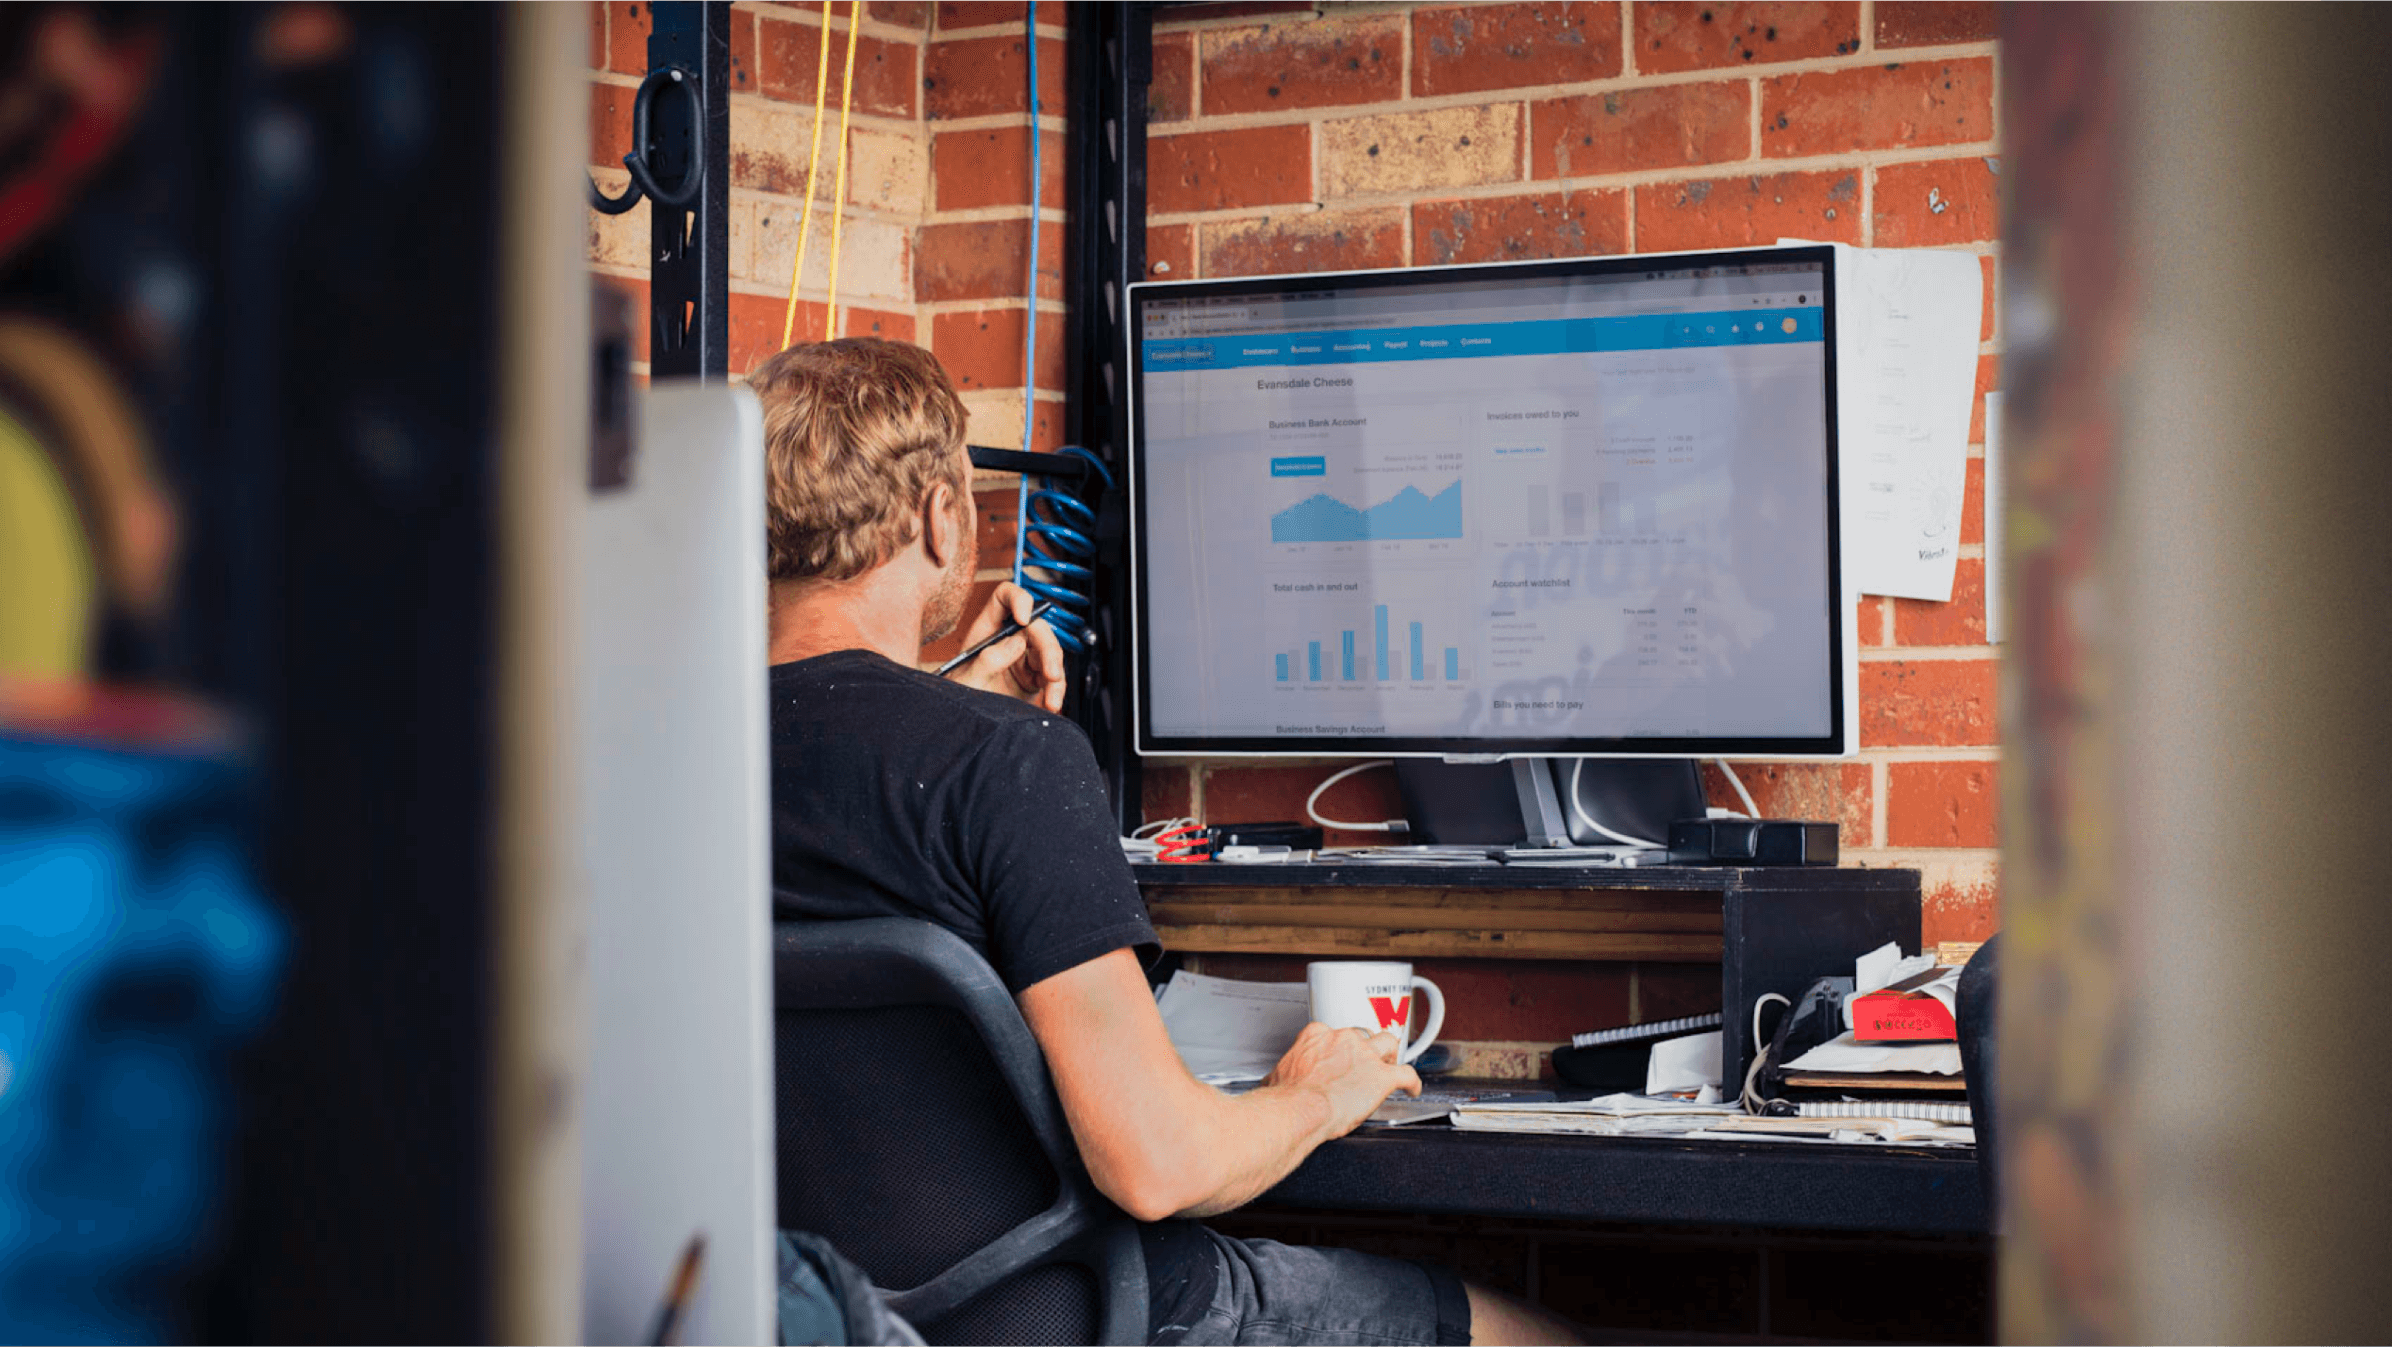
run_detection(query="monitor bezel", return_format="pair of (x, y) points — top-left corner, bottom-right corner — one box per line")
(1126, 243), (1847, 760)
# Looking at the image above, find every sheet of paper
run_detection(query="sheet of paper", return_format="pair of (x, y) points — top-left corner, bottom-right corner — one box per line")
(1155, 970), (1309, 1084)
(1910, 965), (1963, 1020)
(1854, 940), (1905, 994)
(1784, 1031), (1963, 1076)
(1984, 391), (2004, 642)
(1781, 239), (1984, 600)
(1645, 1030), (1724, 1094)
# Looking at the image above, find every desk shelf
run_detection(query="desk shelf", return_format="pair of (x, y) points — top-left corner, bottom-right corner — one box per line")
(1144, 884), (1726, 961)
(1133, 861), (1923, 1092)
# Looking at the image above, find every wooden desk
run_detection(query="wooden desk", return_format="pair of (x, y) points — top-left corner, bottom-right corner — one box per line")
(1134, 861), (1924, 1098)
(1265, 1125), (1987, 1234)
(1137, 861), (1980, 1235)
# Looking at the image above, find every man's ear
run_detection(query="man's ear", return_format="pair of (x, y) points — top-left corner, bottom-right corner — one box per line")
(922, 478), (960, 569)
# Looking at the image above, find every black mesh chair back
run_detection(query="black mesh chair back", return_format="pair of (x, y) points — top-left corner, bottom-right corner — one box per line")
(772, 915), (1147, 1345)
(1956, 934), (1998, 1228)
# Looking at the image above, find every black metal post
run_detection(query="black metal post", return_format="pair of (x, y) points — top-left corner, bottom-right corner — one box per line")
(1064, 1), (1153, 831)
(646, 1), (732, 380)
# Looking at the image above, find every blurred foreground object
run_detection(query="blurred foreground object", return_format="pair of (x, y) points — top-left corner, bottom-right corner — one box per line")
(0, 317), (176, 679)
(0, 706), (280, 1343)
(2001, 5), (2392, 1341)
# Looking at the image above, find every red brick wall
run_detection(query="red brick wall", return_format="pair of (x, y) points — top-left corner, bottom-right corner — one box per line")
(589, 3), (2002, 1054)
(588, 1), (1061, 664)
(1131, 1), (2003, 956)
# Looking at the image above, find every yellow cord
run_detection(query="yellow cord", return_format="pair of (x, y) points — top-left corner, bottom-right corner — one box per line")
(822, 0), (863, 341)
(778, 0), (836, 351)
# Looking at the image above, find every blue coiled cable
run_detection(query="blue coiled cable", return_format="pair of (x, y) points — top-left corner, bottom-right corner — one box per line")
(1016, 446), (1112, 652)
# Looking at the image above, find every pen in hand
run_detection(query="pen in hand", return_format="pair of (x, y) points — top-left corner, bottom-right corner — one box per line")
(936, 601), (1058, 678)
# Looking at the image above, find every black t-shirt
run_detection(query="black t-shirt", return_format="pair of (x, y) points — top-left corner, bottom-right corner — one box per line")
(769, 650), (1215, 1338)
(770, 649), (1156, 989)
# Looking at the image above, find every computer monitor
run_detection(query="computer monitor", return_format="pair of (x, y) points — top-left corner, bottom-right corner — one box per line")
(1126, 246), (1852, 835)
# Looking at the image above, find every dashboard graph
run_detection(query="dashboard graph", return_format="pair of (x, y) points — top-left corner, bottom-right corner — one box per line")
(1271, 480), (1463, 543)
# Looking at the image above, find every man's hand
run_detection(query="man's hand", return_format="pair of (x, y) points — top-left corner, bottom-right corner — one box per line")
(944, 580), (1066, 712)
(1264, 1022), (1423, 1142)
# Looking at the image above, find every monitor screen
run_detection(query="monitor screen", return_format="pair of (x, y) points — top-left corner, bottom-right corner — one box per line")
(1128, 245), (1846, 758)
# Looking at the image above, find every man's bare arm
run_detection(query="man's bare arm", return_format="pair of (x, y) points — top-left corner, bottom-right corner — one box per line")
(1017, 947), (1419, 1221)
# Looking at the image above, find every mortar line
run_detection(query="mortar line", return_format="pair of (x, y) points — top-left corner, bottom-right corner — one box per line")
(1141, 140), (2005, 221)
(1747, 75), (1761, 162)
(1132, 41), (2000, 132)
(1858, 646), (1997, 662)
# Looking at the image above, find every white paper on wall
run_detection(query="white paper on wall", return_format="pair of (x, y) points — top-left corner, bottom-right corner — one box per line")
(1983, 391), (2004, 642)
(1781, 239), (1985, 601)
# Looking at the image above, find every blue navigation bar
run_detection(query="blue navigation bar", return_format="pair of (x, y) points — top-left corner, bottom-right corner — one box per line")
(1142, 307), (1821, 373)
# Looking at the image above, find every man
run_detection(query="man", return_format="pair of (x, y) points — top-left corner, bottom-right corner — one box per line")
(758, 338), (1580, 1346)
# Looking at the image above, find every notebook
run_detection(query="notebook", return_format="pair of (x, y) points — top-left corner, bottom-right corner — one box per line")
(1569, 1011), (1724, 1049)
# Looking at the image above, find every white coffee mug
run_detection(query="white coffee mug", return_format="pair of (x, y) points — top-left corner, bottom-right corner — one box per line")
(1306, 960), (1445, 1065)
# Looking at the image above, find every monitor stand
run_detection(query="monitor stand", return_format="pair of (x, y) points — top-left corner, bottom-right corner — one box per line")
(1392, 757), (1706, 849)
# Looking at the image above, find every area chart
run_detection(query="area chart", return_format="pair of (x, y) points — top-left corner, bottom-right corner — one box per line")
(1271, 481), (1463, 544)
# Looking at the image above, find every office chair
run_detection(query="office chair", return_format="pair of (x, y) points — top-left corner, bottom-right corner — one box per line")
(1955, 935), (1998, 1229)
(771, 915), (1148, 1346)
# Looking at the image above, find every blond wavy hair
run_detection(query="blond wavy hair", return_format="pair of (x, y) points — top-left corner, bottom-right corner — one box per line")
(747, 338), (970, 582)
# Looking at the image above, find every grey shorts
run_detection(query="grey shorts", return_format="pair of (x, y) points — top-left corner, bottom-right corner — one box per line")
(1157, 1226), (1472, 1346)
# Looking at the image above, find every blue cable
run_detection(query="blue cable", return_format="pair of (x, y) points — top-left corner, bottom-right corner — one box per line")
(1005, 24), (1112, 654)
(1011, 11), (1040, 587)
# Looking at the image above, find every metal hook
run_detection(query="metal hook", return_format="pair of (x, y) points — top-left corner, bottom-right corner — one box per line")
(585, 65), (706, 216)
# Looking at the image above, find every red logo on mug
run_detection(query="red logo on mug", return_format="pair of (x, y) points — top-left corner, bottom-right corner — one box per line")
(1368, 995), (1410, 1030)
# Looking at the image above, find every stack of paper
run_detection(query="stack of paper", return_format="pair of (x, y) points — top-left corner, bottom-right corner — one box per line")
(1155, 970), (1307, 1084)
(1686, 1115), (1975, 1147)
(1451, 1093), (1973, 1147)
(1784, 1034), (1963, 1078)
(1450, 1093), (1740, 1137)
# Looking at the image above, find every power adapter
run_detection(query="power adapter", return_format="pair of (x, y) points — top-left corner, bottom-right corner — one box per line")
(1206, 821), (1326, 851)
(1666, 818), (1838, 866)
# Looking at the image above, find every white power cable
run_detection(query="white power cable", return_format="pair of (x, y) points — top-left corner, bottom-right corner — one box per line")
(1305, 760), (1408, 833)
(1714, 758), (1760, 817)
(1566, 758), (1664, 849)
(1741, 991), (1792, 1113)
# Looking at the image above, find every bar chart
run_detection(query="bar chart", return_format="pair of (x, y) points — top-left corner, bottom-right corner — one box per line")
(1271, 600), (1465, 685)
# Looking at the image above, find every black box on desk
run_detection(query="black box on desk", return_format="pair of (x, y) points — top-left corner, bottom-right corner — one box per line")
(1717, 875), (1919, 1094)
(1667, 818), (1839, 866)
